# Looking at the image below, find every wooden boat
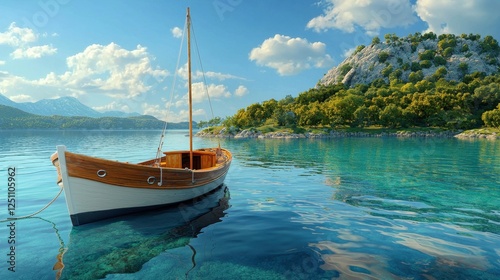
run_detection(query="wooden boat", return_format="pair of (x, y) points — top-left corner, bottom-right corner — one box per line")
(50, 8), (232, 226)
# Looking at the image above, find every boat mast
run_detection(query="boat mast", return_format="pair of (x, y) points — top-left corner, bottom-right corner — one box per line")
(187, 7), (193, 170)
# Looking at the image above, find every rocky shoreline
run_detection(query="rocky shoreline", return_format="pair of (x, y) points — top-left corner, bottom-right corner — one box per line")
(196, 129), (499, 140)
(454, 131), (499, 140)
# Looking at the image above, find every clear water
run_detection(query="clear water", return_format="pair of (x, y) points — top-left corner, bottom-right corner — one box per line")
(0, 130), (499, 279)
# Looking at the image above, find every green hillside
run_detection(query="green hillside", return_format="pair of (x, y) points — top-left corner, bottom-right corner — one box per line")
(0, 105), (190, 130)
(221, 33), (500, 131)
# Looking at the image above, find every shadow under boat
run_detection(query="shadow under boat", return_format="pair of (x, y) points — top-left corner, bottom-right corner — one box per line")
(56, 185), (230, 280)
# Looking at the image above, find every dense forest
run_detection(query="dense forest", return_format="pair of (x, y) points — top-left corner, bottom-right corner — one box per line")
(221, 72), (500, 130)
(0, 105), (191, 130)
(217, 33), (500, 131)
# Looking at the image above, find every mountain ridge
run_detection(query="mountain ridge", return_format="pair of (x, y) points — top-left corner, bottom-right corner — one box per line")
(0, 94), (140, 118)
(0, 104), (192, 130)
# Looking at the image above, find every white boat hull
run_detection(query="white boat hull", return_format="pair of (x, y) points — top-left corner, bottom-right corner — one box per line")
(52, 145), (231, 226)
(60, 175), (226, 226)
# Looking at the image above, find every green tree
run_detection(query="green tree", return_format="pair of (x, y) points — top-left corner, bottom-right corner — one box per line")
(458, 62), (469, 76)
(296, 102), (328, 126)
(418, 50), (435, 60)
(379, 104), (405, 128)
(473, 83), (500, 112)
(480, 35), (500, 54)
(409, 70), (424, 83)
(433, 55), (447, 66)
(384, 33), (399, 44)
(420, 60), (432, 68)
(273, 107), (297, 127)
(381, 65), (393, 77)
(442, 47), (454, 58)
(378, 51), (390, 63)
(325, 94), (364, 127)
(410, 62), (421, 71)
(482, 104), (500, 127)
(353, 45), (365, 55)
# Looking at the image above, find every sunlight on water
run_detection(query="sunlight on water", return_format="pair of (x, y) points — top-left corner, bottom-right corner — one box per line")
(0, 131), (499, 279)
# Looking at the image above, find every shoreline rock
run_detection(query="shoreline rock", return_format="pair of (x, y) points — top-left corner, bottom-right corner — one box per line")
(197, 129), (498, 140)
(454, 132), (499, 140)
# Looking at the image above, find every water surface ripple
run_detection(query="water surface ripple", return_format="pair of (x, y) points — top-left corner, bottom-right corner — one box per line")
(0, 131), (498, 279)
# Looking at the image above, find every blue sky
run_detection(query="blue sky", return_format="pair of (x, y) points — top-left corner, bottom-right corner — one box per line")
(1, 0), (499, 122)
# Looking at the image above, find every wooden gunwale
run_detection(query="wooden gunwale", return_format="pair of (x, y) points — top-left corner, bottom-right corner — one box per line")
(62, 149), (231, 189)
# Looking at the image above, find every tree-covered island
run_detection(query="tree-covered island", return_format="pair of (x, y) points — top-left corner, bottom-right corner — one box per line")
(199, 32), (500, 139)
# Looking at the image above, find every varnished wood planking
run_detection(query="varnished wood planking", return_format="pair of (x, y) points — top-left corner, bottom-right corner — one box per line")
(61, 149), (231, 189)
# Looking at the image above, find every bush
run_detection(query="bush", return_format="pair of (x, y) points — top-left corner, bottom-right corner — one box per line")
(482, 104), (500, 127)
(411, 42), (419, 53)
(461, 44), (469, 52)
(480, 35), (500, 54)
(458, 62), (469, 75)
(418, 50), (435, 60)
(390, 69), (403, 80)
(433, 55), (447, 66)
(411, 62), (421, 71)
(420, 60), (432, 68)
(438, 35), (457, 50)
(402, 62), (410, 71)
(339, 63), (352, 76)
(353, 45), (365, 55)
(378, 51), (390, 63)
(443, 47), (454, 58)
(381, 65), (393, 77)
(422, 32), (437, 40)
(379, 104), (405, 128)
(434, 66), (448, 78)
(409, 70), (424, 83)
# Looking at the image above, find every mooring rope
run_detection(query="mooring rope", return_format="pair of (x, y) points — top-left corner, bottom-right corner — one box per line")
(185, 244), (197, 279)
(0, 187), (63, 223)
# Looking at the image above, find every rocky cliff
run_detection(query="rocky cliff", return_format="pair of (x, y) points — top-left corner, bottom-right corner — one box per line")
(319, 33), (500, 87)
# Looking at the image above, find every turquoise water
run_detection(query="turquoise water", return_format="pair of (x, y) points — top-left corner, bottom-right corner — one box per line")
(0, 130), (499, 279)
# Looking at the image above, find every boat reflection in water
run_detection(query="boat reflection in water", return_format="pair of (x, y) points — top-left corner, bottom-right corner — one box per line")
(55, 185), (230, 280)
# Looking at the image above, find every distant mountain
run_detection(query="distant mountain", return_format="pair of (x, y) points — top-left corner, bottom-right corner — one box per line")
(0, 104), (36, 119)
(23, 96), (102, 117)
(319, 33), (500, 87)
(0, 104), (192, 130)
(0, 94), (18, 108)
(0, 94), (140, 118)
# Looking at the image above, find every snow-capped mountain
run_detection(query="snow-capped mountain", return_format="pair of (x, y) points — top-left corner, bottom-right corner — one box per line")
(0, 94), (139, 118)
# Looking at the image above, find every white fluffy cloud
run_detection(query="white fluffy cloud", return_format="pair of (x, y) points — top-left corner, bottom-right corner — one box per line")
(0, 22), (57, 59)
(0, 23), (36, 46)
(0, 42), (168, 105)
(171, 27), (183, 38)
(234, 85), (248, 97)
(55, 42), (168, 97)
(307, 0), (500, 38)
(249, 34), (333, 76)
(176, 63), (245, 81)
(307, 0), (416, 35)
(415, 0), (500, 37)
(192, 82), (231, 103)
(11, 45), (57, 59)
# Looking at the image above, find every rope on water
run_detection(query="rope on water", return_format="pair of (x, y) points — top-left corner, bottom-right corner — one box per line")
(0, 187), (64, 223)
